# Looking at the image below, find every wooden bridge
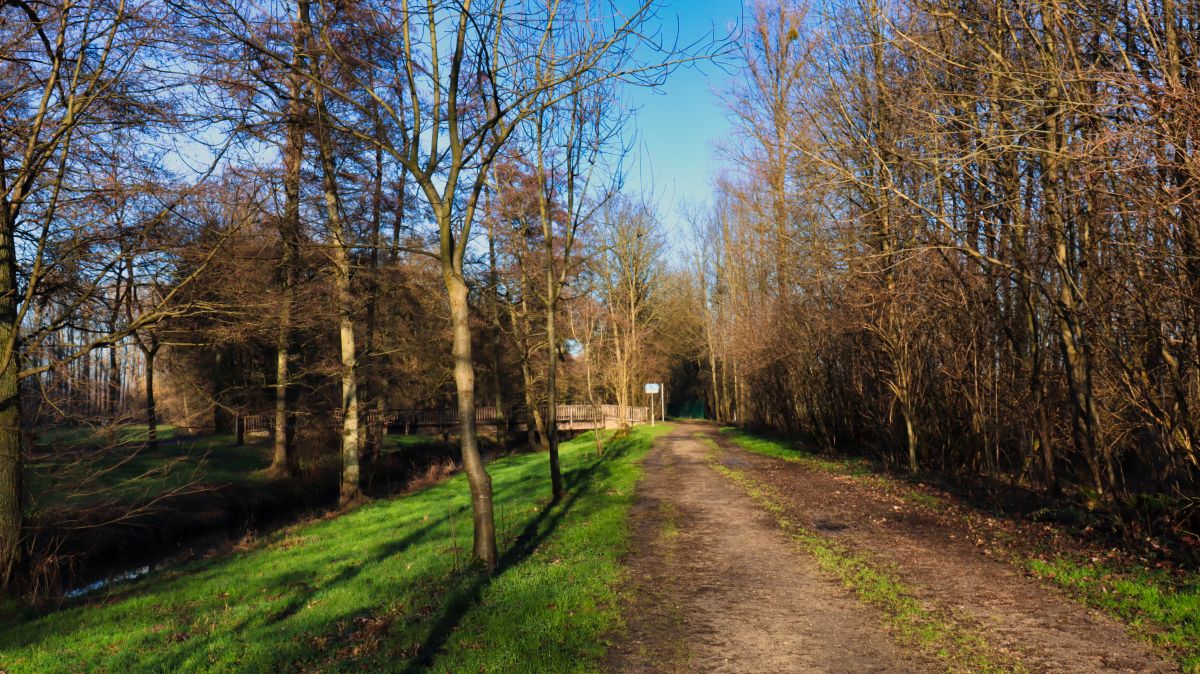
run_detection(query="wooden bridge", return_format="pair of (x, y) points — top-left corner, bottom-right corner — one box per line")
(243, 404), (649, 436)
(377, 404), (649, 433)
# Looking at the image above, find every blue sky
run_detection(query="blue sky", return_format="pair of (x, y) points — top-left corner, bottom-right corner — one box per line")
(164, 2), (744, 250)
(623, 0), (744, 244)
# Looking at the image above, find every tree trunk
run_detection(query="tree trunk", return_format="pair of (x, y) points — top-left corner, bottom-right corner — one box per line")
(487, 229), (507, 450)
(270, 34), (304, 477)
(327, 180), (360, 507)
(107, 327), (120, 420)
(332, 226), (360, 507)
(580, 323), (604, 456)
(612, 327), (631, 426)
(271, 312), (296, 475)
(544, 292), (563, 501)
(445, 271), (497, 571)
(0, 207), (23, 598)
(523, 366), (540, 452)
(0, 359), (19, 599)
(362, 102), (386, 466)
(304, 0), (360, 507)
(707, 323), (721, 422)
(145, 346), (158, 453)
(510, 298), (544, 451)
(1042, 72), (1107, 498)
(903, 403), (918, 474)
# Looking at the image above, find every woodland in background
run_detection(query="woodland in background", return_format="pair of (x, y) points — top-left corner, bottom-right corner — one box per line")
(0, 0), (696, 600)
(691, 0), (1200, 554)
(11, 0), (1199, 608)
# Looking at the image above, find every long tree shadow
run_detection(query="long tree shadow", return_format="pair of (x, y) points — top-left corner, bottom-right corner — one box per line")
(116, 512), (449, 674)
(1, 436), (645, 672)
(261, 514), (446, 627)
(0, 511), (445, 656)
(400, 441), (634, 673)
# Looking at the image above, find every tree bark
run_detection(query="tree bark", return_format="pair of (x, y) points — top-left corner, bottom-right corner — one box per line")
(107, 318), (120, 420)
(330, 196), (360, 508)
(270, 20), (305, 478)
(544, 289), (563, 501)
(487, 226), (508, 450)
(0, 206), (22, 597)
(445, 270), (497, 570)
(1041, 62), (1107, 498)
(145, 346), (158, 453)
(271, 309), (297, 475)
(304, 0), (360, 507)
(362, 87), (387, 466)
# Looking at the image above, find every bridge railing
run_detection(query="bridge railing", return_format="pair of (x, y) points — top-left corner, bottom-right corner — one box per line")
(242, 414), (274, 434)
(328, 404), (650, 429)
(211, 404), (650, 438)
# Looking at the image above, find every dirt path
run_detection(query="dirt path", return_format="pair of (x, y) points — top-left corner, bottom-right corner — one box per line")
(609, 423), (1178, 673)
(608, 423), (935, 673)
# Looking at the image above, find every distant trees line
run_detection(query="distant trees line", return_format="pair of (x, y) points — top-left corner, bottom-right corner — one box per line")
(0, 0), (701, 600)
(691, 0), (1200, 541)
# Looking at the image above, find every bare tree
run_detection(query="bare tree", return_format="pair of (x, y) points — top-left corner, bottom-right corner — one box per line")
(700, 0), (1200, 541)
(273, 0), (692, 569)
(0, 0), (234, 597)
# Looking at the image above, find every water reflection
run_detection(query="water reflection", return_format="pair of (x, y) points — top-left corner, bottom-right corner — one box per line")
(65, 565), (151, 599)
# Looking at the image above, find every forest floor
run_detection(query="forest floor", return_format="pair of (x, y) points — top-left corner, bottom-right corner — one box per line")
(609, 422), (1185, 673)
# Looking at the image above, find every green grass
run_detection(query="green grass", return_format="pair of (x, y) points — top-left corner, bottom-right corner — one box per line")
(718, 428), (946, 510)
(658, 502), (681, 542)
(381, 433), (446, 453)
(719, 428), (874, 476)
(26, 432), (272, 510)
(36, 424), (181, 450)
(719, 427), (1200, 672)
(1023, 558), (1200, 672)
(0, 423), (673, 673)
(702, 440), (1018, 673)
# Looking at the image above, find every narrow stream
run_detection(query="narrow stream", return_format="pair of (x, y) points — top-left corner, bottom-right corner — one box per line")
(58, 446), (468, 601)
(66, 565), (152, 599)
(60, 512), (296, 601)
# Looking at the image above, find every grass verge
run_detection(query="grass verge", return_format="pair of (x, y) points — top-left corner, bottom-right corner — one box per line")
(0, 423), (672, 673)
(718, 428), (946, 510)
(699, 435), (1020, 673)
(1021, 558), (1200, 672)
(719, 427), (1200, 673)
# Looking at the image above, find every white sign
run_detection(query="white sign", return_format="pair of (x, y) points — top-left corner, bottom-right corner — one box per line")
(644, 383), (660, 394)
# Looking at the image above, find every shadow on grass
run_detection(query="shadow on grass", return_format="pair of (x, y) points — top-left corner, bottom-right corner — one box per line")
(0, 431), (651, 673)
(264, 515), (446, 628)
(400, 441), (634, 673)
(0, 513), (447, 658)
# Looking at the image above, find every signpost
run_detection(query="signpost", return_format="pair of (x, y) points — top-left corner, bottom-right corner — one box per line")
(644, 383), (662, 426)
